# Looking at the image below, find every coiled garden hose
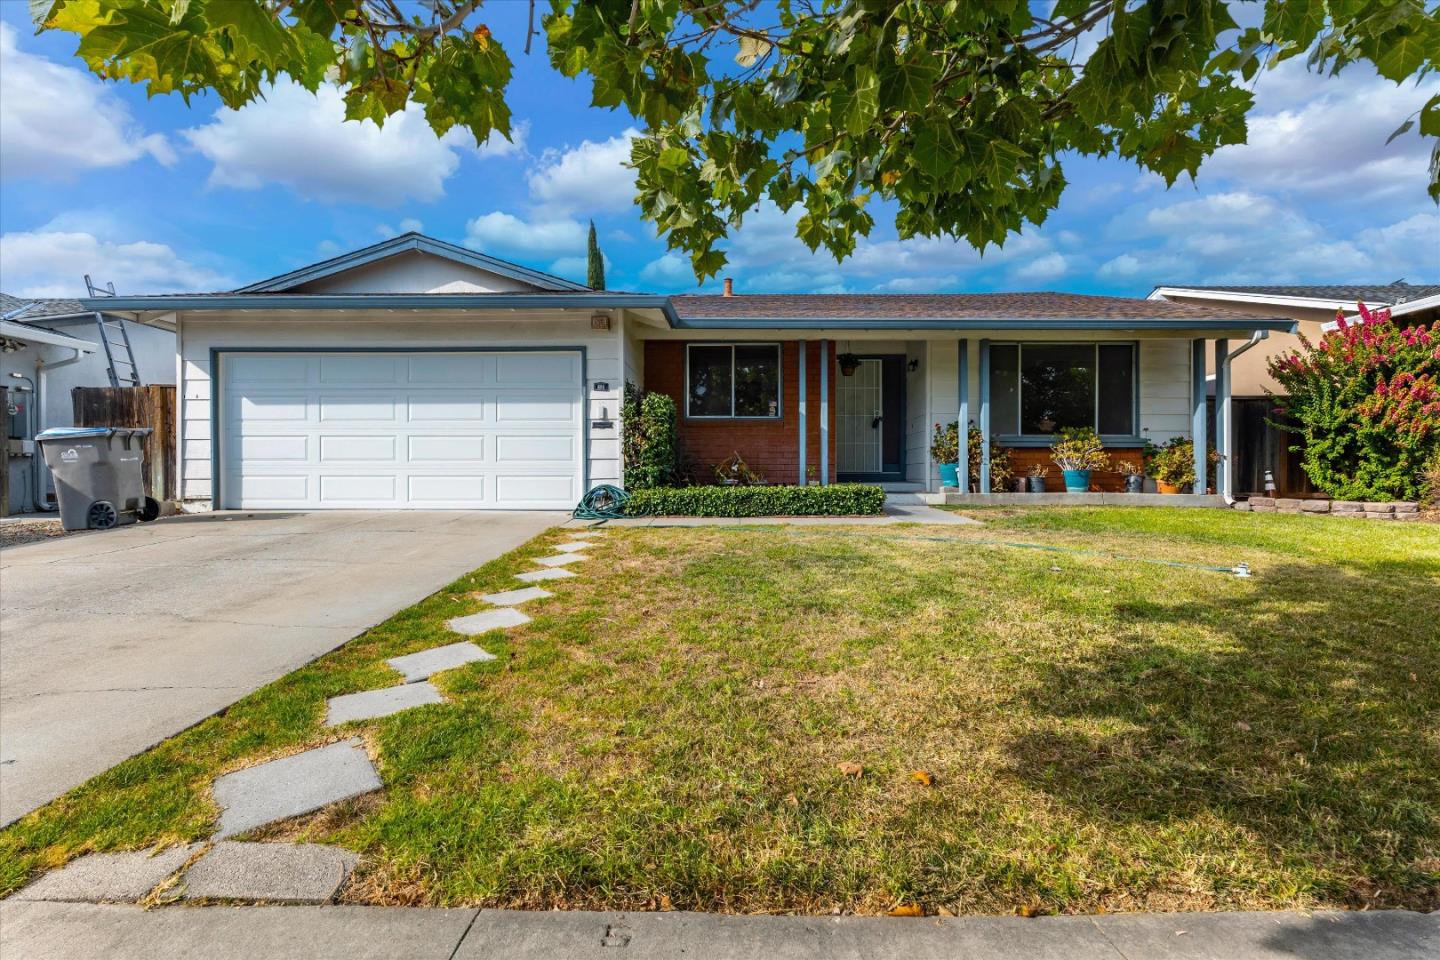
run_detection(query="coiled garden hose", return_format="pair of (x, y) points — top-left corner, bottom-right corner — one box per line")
(572, 483), (642, 521)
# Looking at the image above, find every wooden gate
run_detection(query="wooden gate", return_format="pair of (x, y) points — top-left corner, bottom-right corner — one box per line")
(71, 385), (177, 500)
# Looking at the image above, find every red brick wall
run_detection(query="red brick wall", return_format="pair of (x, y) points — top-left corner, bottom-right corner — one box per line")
(1003, 447), (1146, 492)
(643, 341), (836, 484)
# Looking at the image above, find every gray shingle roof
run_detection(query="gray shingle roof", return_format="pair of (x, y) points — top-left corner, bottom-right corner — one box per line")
(1159, 282), (1440, 304)
(670, 291), (1274, 322)
(1, 293), (91, 319)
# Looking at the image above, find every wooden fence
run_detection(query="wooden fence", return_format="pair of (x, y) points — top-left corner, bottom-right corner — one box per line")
(71, 385), (177, 500)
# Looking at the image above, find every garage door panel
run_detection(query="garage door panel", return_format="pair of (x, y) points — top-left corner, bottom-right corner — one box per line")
(321, 355), (398, 383)
(320, 435), (396, 462)
(240, 434), (308, 461)
(408, 475), (487, 504)
(495, 353), (578, 385)
(223, 351), (581, 509)
(408, 392), (489, 422)
(408, 435), (486, 462)
(319, 396), (397, 422)
(407, 354), (493, 384)
(495, 434), (574, 462)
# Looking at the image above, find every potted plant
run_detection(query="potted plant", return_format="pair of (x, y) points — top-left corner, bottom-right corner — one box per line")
(1026, 464), (1048, 493)
(1049, 427), (1109, 493)
(1148, 439), (1195, 494)
(930, 421), (959, 488)
(1117, 460), (1145, 493)
(837, 353), (861, 376)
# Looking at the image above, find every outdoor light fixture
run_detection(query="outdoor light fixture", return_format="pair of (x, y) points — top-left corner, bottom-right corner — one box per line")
(907, 359), (920, 372)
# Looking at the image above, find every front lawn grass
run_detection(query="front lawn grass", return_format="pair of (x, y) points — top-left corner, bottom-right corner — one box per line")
(3, 508), (1438, 915)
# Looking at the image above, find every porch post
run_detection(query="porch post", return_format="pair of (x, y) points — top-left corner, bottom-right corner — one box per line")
(956, 339), (969, 492)
(819, 339), (830, 485)
(978, 339), (991, 494)
(797, 340), (807, 485)
(1213, 338), (1229, 497)
(1191, 338), (1208, 494)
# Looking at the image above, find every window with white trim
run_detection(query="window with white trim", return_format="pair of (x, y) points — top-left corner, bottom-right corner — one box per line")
(990, 342), (1136, 437)
(686, 344), (782, 418)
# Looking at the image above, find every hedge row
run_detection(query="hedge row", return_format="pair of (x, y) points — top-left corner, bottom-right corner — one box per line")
(626, 483), (886, 517)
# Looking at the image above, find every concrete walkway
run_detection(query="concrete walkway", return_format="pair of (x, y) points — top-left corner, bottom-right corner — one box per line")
(0, 510), (560, 826)
(1, 902), (1432, 960)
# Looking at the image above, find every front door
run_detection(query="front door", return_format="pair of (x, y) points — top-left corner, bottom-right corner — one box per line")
(836, 355), (904, 481)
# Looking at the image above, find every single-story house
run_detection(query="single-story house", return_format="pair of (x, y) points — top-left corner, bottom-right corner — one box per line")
(85, 233), (1295, 511)
(1149, 283), (1440, 495)
(1, 294), (175, 515)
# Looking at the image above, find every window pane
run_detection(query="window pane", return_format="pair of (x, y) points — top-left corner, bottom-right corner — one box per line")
(1021, 344), (1095, 434)
(688, 345), (732, 416)
(1097, 344), (1135, 435)
(990, 344), (1020, 435)
(734, 345), (781, 417)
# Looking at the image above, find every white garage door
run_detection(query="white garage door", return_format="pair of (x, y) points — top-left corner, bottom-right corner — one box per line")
(221, 351), (583, 510)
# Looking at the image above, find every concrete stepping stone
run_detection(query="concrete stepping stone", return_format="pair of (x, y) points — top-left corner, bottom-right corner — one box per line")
(479, 586), (551, 606)
(447, 607), (530, 636)
(386, 641), (496, 682)
(326, 682), (444, 726)
(553, 541), (592, 553)
(212, 738), (381, 840)
(567, 532), (604, 540)
(515, 567), (576, 583)
(15, 844), (201, 903)
(534, 553), (586, 567)
(182, 842), (357, 903)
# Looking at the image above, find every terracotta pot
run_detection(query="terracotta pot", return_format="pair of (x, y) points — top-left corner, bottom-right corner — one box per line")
(1157, 481), (1182, 495)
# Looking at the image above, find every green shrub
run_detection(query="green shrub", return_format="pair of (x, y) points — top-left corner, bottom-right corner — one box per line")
(626, 484), (886, 517)
(621, 382), (679, 489)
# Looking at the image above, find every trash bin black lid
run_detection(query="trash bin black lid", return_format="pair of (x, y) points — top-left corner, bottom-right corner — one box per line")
(36, 427), (115, 440)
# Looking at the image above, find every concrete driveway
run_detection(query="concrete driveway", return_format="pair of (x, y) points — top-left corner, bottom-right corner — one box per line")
(0, 510), (559, 826)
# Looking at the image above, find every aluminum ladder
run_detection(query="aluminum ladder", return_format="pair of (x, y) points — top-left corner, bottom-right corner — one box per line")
(85, 275), (141, 387)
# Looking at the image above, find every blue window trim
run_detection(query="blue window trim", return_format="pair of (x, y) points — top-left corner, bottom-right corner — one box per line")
(207, 345), (588, 509)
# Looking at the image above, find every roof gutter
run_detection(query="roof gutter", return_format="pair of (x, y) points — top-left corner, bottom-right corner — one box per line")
(672, 316), (1298, 332)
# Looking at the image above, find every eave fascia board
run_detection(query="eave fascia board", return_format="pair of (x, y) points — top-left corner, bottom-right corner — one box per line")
(234, 234), (590, 293)
(0, 319), (99, 351)
(82, 292), (678, 317)
(1150, 286), (1389, 312)
(671, 316), (1298, 333)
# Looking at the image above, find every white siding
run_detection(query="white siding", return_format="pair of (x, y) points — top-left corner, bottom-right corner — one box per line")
(905, 341), (928, 483)
(177, 311), (619, 505)
(291, 250), (542, 294)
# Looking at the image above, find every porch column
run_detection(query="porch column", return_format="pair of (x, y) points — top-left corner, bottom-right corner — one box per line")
(797, 340), (807, 485)
(956, 339), (969, 492)
(819, 339), (830, 485)
(1213, 338), (1230, 497)
(1191, 338), (1208, 494)
(978, 339), (991, 494)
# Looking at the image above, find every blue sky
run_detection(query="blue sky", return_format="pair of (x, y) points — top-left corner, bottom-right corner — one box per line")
(1, 4), (1436, 300)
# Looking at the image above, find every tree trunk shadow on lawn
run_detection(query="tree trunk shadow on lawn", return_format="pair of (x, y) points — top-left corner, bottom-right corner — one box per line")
(1002, 559), (1440, 911)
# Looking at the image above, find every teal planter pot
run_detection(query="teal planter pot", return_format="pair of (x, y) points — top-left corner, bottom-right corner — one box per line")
(939, 463), (959, 488)
(1062, 469), (1091, 492)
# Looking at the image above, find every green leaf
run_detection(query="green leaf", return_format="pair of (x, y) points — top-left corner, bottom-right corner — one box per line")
(1386, 118), (1414, 145)
(1420, 94), (1440, 138)
(847, 65), (879, 138)
(1373, 30), (1427, 83)
(207, 0), (293, 70)
(735, 33), (770, 68)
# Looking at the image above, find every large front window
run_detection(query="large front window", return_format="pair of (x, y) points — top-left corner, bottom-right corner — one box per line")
(686, 344), (781, 418)
(990, 343), (1136, 437)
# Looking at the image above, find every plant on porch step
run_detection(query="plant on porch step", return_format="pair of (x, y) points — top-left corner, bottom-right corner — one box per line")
(967, 425), (1013, 493)
(1148, 439), (1198, 494)
(1117, 460), (1146, 494)
(1050, 428), (1110, 493)
(1025, 464), (1049, 493)
(930, 421), (960, 487)
(714, 451), (767, 486)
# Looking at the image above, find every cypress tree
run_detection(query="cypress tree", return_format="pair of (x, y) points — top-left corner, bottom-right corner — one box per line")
(587, 220), (605, 290)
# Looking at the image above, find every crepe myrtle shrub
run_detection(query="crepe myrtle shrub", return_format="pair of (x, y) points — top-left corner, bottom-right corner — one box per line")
(621, 381), (679, 489)
(626, 484), (886, 517)
(1268, 304), (1440, 502)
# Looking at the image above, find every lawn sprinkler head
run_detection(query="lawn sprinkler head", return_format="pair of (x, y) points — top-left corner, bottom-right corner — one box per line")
(1232, 562), (1252, 578)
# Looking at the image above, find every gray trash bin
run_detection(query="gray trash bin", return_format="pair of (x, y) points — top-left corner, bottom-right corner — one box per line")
(36, 427), (156, 531)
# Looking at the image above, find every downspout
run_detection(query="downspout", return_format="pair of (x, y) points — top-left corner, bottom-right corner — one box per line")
(33, 348), (87, 511)
(1218, 331), (1268, 505)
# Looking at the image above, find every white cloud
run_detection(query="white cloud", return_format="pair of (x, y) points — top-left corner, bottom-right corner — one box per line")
(0, 22), (174, 179)
(183, 82), (521, 206)
(1008, 252), (1069, 284)
(374, 218), (426, 239)
(0, 226), (232, 297)
(1201, 60), (1439, 208)
(527, 129), (640, 214)
(464, 211), (587, 256)
(639, 252), (699, 286)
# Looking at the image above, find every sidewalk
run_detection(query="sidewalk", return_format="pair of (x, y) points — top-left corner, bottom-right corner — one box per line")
(2, 901), (1433, 960)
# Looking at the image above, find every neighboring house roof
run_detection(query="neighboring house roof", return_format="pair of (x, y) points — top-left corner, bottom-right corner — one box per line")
(670, 292), (1272, 323)
(1150, 282), (1440, 309)
(235, 232), (592, 293)
(0, 293), (91, 320)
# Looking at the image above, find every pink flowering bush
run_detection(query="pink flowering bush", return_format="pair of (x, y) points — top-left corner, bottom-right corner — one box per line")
(1268, 303), (1440, 501)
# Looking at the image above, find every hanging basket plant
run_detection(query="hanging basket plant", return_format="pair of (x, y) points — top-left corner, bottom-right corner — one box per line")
(837, 353), (861, 376)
